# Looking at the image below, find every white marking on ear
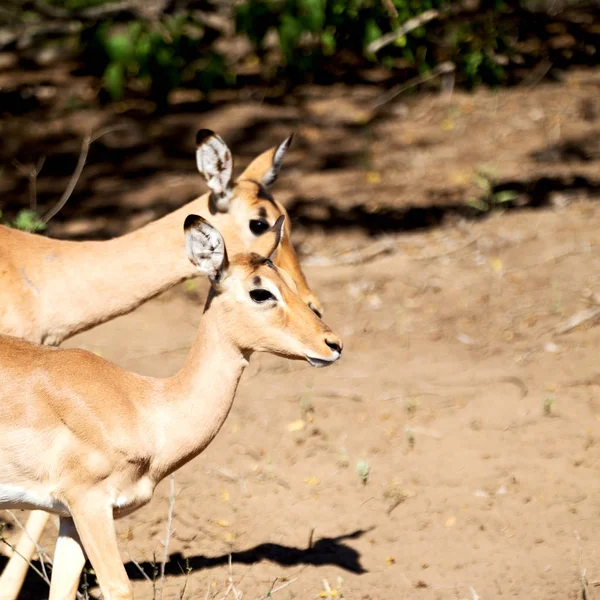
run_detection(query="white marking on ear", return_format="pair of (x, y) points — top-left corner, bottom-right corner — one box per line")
(195, 129), (233, 212)
(184, 214), (229, 284)
(263, 133), (293, 188)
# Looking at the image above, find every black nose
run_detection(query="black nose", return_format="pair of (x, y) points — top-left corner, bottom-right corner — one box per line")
(326, 340), (342, 354)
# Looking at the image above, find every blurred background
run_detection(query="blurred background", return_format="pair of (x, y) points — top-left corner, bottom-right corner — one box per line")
(2, 1), (600, 599)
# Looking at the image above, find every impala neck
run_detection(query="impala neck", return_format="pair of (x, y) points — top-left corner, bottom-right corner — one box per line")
(41, 194), (210, 345)
(152, 297), (249, 481)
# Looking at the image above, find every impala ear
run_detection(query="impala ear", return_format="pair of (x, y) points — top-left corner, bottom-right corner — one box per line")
(239, 134), (293, 188)
(196, 129), (233, 212)
(249, 215), (285, 261)
(184, 214), (229, 285)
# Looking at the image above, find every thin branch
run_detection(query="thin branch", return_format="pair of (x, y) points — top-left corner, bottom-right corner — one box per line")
(5, 509), (53, 583)
(410, 233), (482, 261)
(42, 125), (129, 224)
(380, 0), (398, 20)
(125, 552), (152, 583)
(159, 474), (176, 600)
(555, 306), (600, 336)
(302, 239), (396, 267)
(11, 156), (45, 213)
(227, 554), (242, 600)
(0, 537), (50, 586)
(367, 9), (440, 54)
(372, 61), (455, 110)
(255, 577), (298, 600)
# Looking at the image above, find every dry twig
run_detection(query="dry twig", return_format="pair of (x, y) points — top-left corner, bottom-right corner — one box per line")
(302, 239), (395, 267)
(12, 156), (45, 213)
(255, 577), (298, 600)
(5, 510), (53, 584)
(42, 125), (130, 224)
(372, 61), (455, 110)
(555, 306), (600, 336)
(367, 9), (440, 54)
(159, 474), (176, 600)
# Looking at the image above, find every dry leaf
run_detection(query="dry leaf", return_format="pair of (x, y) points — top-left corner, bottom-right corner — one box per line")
(287, 419), (306, 432)
(216, 519), (230, 527)
(491, 257), (503, 273)
(385, 556), (396, 565)
(445, 516), (457, 527)
(451, 172), (471, 185)
(304, 476), (320, 485)
(441, 118), (455, 131)
(221, 489), (230, 503)
(366, 171), (382, 184)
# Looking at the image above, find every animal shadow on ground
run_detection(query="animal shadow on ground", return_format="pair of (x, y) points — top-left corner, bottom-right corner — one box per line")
(124, 528), (369, 581)
(0, 528), (367, 598)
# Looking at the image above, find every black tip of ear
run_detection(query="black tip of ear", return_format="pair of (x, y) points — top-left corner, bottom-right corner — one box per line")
(184, 214), (206, 232)
(285, 132), (294, 147)
(196, 129), (215, 147)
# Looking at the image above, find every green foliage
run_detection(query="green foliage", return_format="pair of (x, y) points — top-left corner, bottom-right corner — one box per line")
(1, 209), (46, 233)
(21, 0), (516, 107)
(80, 13), (232, 106)
(356, 460), (370, 485)
(235, 0), (512, 86)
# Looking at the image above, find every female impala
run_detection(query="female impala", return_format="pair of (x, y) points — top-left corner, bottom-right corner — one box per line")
(0, 215), (342, 600)
(0, 130), (323, 599)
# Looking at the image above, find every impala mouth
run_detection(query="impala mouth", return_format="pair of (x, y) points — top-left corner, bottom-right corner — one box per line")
(306, 354), (340, 368)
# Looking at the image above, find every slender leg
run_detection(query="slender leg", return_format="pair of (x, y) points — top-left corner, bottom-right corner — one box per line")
(48, 517), (86, 600)
(70, 500), (133, 600)
(0, 510), (50, 600)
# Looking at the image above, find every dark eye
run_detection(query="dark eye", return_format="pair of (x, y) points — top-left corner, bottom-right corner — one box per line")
(249, 289), (276, 303)
(249, 219), (270, 235)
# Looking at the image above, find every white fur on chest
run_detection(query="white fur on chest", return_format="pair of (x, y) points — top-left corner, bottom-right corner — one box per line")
(0, 484), (69, 516)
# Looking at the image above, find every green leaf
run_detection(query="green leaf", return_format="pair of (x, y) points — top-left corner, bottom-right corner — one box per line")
(394, 34), (407, 48)
(494, 190), (518, 204)
(278, 15), (303, 61)
(299, 0), (325, 32)
(363, 19), (382, 48)
(13, 210), (46, 233)
(321, 31), (336, 55)
(103, 62), (125, 101)
(104, 33), (134, 64)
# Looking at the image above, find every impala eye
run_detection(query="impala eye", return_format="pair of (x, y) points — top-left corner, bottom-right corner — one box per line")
(249, 219), (270, 235)
(249, 289), (276, 303)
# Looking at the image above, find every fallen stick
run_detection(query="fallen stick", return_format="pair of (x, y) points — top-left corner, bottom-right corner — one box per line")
(367, 9), (440, 54)
(555, 306), (600, 336)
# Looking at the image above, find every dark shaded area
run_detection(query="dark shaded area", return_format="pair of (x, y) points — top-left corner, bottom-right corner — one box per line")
(286, 175), (600, 236)
(532, 131), (600, 163)
(0, 529), (367, 599)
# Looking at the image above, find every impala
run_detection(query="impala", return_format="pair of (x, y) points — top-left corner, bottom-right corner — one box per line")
(0, 214), (342, 600)
(0, 130), (323, 599)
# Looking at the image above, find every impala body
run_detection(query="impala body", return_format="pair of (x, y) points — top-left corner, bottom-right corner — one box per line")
(0, 130), (323, 600)
(0, 215), (342, 600)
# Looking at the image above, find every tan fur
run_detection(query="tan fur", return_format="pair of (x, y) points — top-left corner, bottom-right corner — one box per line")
(0, 139), (323, 600)
(0, 223), (342, 600)
(0, 144), (321, 347)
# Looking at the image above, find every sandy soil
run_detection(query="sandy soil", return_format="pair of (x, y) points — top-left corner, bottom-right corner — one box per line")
(2, 68), (600, 600)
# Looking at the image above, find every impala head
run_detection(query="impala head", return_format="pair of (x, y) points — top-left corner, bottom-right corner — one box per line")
(195, 129), (323, 318)
(184, 214), (342, 367)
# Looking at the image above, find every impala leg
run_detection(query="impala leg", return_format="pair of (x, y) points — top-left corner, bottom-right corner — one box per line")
(70, 502), (133, 600)
(0, 510), (50, 600)
(48, 517), (86, 600)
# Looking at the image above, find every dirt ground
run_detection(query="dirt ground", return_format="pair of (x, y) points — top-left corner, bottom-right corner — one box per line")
(2, 67), (600, 599)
